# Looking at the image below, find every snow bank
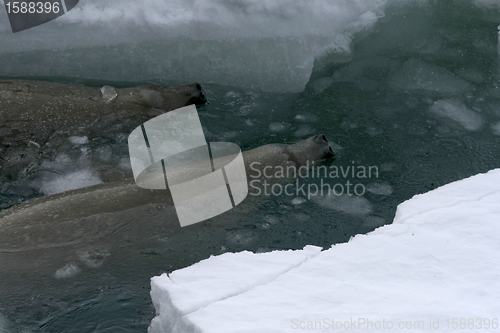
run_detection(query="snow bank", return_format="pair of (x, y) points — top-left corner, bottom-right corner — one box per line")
(149, 168), (500, 332)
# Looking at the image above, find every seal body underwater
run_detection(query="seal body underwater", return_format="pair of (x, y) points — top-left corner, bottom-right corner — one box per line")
(0, 80), (207, 205)
(0, 133), (334, 328)
(0, 134), (334, 251)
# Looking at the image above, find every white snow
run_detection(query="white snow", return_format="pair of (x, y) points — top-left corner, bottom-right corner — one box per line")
(149, 168), (500, 333)
(149, 246), (322, 332)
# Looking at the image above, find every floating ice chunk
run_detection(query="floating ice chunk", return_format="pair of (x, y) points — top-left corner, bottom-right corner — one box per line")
(28, 140), (40, 149)
(68, 136), (88, 145)
(366, 181), (393, 195)
(390, 58), (471, 95)
(269, 122), (290, 132)
(312, 193), (373, 215)
(39, 170), (102, 195)
(294, 114), (319, 122)
(429, 99), (483, 130)
(100, 86), (117, 103)
(54, 263), (81, 279)
(291, 197), (306, 205)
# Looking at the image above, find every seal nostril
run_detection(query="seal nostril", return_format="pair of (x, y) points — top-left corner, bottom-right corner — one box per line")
(315, 134), (328, 142)
(195, 83), (202, 91)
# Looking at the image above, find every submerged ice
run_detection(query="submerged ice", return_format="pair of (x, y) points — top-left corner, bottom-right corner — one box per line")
(389, 58), (472, 95)
(429, 99), (483, 131)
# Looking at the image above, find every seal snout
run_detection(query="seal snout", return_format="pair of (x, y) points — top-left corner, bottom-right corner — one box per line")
(186, 82), (206, 106)
(314, 134), (335, 159)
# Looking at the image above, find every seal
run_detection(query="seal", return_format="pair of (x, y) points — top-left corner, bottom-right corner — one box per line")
(0, 79), (206, 145)
(0, 134), (334, 251)
(243, 134), (335, 180)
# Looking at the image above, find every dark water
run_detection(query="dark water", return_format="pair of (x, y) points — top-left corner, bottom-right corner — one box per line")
(1, 1), (500, 332)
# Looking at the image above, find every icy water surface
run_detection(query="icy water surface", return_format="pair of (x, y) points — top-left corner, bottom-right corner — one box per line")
(1, 1), (500, 332)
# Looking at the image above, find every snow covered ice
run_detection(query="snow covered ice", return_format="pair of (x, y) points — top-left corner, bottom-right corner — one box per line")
(149, 169), (500, 332)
